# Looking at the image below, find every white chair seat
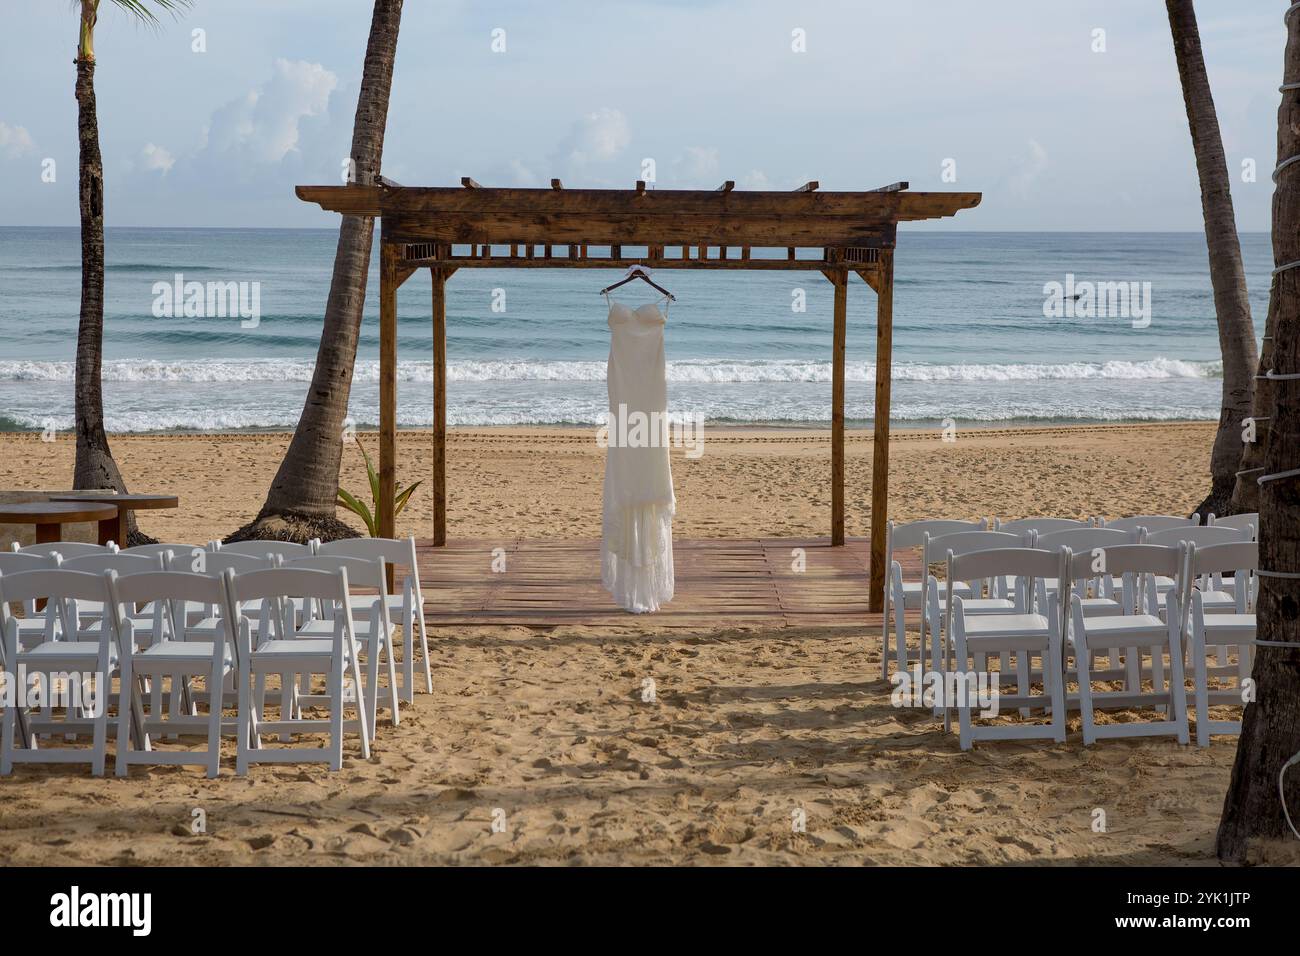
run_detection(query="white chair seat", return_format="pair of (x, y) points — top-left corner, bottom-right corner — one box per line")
(933, 597), (1015, 614)
(252, 638), (338, 661)
(1078, 597), (1124, 617)
(19, 641), (118, 667)
(1195, 590), (1237, 612)
(1198, 613), (1256, 640)
(137, 641), (232, 667)
(295, 617), (389, 642)
(963, 613), (1052, 648)
(1073, 613), (1167, 648)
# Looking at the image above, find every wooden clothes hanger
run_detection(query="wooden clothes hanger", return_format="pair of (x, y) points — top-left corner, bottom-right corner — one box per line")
(599, 264), (676, 301)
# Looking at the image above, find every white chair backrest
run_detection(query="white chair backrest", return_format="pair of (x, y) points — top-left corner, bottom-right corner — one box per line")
(995, 516), (1090, 536)
(1188, 541), (1258, 578)
(315, 536), (418, 574)
(0, 568), (113, 609)
(285, 554), (388, 591)
(1207, 513), (1258, 537)
(924, 530), (1020, 565)
(57, 552), (163, 576)
(118, 543), (206, 559)
(1034, 527), (1134, 552)
(948, 547), (1062, 590)
(225, 566), (350, 606)
(15, 541), (117, 560)
(213, 540), (316, 561)
(0, 552), (58, 574)
(1102, 514), (1200, 534)
(887, 519), (986, 552)
(1062, 543), (1181, 583)
(1145, 525), (1249, 549)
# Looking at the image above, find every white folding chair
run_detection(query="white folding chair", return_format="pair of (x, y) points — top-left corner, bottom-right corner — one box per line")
(923, 530), (1019, 675)
(880, 518), (985, 679)
(1064, 544), (1189, 745)
(1178, 541), (1258, 746)
(0, 569), (119, 775)
(284, 554), (400, 737)
(316, 536), (431, 701)
(945, 547), (1066, 749)
(117, 542), (209, 560)
(226, 566), (370, 773)
(107, 570), (240, 778)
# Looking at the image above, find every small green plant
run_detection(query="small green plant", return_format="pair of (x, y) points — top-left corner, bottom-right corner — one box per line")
(337, 440), (422, 537)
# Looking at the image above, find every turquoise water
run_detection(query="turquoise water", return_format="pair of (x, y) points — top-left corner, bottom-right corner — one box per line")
(0, 227), (1272, 432)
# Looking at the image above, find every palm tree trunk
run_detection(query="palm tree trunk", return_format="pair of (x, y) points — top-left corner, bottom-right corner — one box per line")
(227, 0), (403, 543)
(1216, 3), (1300, 863)
(1167, 0), (1258, 520)
(73, 1), (141, 542)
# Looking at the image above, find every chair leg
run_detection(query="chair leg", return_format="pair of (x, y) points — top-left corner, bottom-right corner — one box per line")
(115, 656), (135, 778)
(328, 656), (345, 772)
(1166, 636), (1190, 745)
(206, 663), (224, 778)
(1077, 641), (1097, 746)
(348, 652), (371, 761)
(383, 635), (400, 728)
(1017, 650), (1030, 718)
(1193, 631), (1210, 747)
(1048, 639), (1066, 743)
(366, 644), (381, 741)
(236, 665), (253, 775)
(1, 692), (15, 775)
(955, 631), (972, 750)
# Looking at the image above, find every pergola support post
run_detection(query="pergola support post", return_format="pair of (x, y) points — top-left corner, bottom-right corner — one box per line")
(869, 248), (895, 613)
(830, 270), (848, 546)
(431, 266), (448, 546)
(378, 243), (399, 540)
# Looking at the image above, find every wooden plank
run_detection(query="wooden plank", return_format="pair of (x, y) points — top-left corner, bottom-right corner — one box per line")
(377, 244), (398, 538)
(395, 256), (844, 272)
(716, 180), (735, 193)
(870, 181), (909, 192)
(550, 178), (563, 190)
(794, 180), (820, 192)
(296, 184), (981, 220)
(831, 271), (847, 546)
(461, 177), (481, 189)
(431, 268), (448, 546)
(869, 248), (895, 612)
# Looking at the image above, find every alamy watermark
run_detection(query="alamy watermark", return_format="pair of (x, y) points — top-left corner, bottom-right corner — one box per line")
(152, 273), (261, 328)
(0, 667), (105, 717)
(890, 664), (1000, 717)
(1043, 273), (1151, 328)
(596, 404), (705, 459)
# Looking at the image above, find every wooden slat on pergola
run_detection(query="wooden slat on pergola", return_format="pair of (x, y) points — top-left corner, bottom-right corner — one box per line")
(297, 178), (981, 611)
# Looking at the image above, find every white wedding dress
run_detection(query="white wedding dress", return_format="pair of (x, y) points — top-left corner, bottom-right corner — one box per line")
(602, 297), (675, 613)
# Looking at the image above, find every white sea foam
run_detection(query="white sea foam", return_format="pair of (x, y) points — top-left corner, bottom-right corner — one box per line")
(0, 356), (1222, 385)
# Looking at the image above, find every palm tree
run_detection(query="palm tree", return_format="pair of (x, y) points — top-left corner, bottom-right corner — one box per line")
(1216, 2), (1300, 863)
(228, 0), (404, 544)
(1166, 0), (1259, 520)
(72, 0), (191, 544)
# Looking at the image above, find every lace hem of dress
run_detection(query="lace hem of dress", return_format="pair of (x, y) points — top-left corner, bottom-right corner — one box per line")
(601, 500), (675, 613)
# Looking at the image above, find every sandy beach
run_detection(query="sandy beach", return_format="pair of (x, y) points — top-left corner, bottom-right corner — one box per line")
(0, 421), (1291, 865)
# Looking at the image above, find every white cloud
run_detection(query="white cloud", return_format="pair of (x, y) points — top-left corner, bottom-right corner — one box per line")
(139, 143), (174, 174)
(1006, 138), (1048, 200)
(671, 146), (720, 186)
(740, 169), (770, 189)
(203, 59), (338, 165)
(0, 121), (34, 159)
(551, 107), (630, 173)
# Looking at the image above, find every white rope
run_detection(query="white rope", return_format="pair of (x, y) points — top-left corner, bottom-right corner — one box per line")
(1258, 569), (1300, 580)
(1259, 467), (1300, 485)
(1288, 2), (1300, 24)
(1271, 259), (1300, 275)
(1266, 368), (1300, 380)
(1282, 752), (1300, 841)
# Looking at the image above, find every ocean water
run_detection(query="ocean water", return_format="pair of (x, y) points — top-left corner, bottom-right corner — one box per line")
(0, 227), (1272, 433)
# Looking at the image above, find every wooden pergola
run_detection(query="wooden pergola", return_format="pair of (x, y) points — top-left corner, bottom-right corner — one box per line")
(297, 178), (980, 611)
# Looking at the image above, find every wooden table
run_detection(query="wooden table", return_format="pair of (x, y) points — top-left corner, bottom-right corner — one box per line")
(49, 494), (180, 547)
(0, 501), (120, 546)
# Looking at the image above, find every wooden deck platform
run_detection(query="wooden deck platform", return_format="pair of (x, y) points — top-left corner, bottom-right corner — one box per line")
(416, 537), (922, 630)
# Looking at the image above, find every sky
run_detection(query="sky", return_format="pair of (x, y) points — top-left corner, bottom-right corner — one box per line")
(0, 0), (1288, 231)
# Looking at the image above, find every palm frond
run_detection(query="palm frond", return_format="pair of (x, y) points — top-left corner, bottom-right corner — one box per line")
(336, 487), (376, 537)
(104, 0), (194, 25)
(394, 481), (423, 519)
